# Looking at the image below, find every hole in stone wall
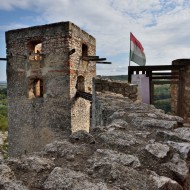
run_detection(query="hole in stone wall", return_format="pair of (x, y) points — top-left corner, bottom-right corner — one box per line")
(76, 76), (85, 92)
(28, 78), (43, 98)
(82, 44), (88, 57)
(28, 41), (42, 61)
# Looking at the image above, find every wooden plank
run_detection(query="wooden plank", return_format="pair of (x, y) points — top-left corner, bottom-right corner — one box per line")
(151, 76), (179, 80)
(82, 57), (106, 61)
(152, 72), (179, 75)
(96, 62), (112, 64)
(95, 58), (107, 61)
(82, 56), (99, 61)
(0, 58), (7, 61)
(128, 65), (186, 72)
(82, 56), (99, 59)
(152, 81), (179, 84)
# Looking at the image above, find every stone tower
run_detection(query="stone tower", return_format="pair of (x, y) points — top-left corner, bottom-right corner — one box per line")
(6, 22), (96, 156)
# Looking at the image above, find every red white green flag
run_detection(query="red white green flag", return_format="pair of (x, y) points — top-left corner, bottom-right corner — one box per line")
(130, 32), (146, 66)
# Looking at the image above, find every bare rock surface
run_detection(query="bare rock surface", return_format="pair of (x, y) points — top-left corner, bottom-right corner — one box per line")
(132, 117), (177, 129)
(1, 91), (190, 189)
(174, 127), (190, 142)
(7, 155), (54, 173)
(164, 153), (189, 181)
(150, 171), (183, 190)
(69, 130), (95, 144)
(88, 149), (141, 169)
(0, 164), (15, 184)
(145, 142), (170, 158)
(44, 167), (108, 190)
(99, 130), (140, 148)
(167, 141), (190, 159)
(0, 164), (28, 190)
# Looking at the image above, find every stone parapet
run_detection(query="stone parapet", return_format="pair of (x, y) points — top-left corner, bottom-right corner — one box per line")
(94, 76), (138, 101)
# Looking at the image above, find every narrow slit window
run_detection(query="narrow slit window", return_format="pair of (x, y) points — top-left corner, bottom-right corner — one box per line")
(82, 44), (88, 57)
(29, 79), (43, 98)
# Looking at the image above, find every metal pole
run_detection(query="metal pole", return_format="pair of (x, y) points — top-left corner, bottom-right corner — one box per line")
(129, 32), (131, 67)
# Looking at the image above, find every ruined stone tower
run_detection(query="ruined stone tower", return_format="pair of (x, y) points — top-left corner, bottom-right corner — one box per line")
(6, 22), (96, 156)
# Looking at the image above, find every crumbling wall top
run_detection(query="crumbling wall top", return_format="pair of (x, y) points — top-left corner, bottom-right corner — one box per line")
(6, 21), (95, 43)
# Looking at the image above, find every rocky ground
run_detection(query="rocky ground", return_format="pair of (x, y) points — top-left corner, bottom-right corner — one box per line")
(0, 131), (8, 160)
(0, 92), (190, 190)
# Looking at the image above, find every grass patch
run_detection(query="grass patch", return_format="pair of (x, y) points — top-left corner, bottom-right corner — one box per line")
(0, 115), (8, 131)
(0, 87), (8, 131)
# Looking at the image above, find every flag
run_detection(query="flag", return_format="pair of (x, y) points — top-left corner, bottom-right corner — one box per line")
(130, 32), (146, 66)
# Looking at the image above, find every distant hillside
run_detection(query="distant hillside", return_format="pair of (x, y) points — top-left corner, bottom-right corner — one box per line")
(101, 75), (128, 81)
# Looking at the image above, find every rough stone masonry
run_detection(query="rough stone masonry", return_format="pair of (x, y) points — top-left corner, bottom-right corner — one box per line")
(6, 22), (96, 157)
(4, 21), (190, 189)
(0, 90), (190, 190)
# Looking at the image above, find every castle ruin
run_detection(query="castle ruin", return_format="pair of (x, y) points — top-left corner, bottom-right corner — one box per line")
(6, 22), (96, 156)
(5, 21), (190, 159)
(2, 21), (190, 189)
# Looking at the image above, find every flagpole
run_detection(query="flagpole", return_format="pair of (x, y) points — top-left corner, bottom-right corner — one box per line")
(129, 32), (131, 66)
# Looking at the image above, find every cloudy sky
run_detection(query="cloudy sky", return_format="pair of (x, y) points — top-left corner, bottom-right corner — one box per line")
(0, 0), (190, 81)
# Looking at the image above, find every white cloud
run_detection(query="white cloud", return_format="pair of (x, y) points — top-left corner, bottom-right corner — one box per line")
(0, 23), (29, 31)
(1, 0), (190, 76)
(111, 0), (161, 14)
(0, 0), (31, 10)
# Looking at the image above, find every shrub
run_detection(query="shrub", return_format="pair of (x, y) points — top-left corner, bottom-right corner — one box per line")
(0, 114), (8, 131)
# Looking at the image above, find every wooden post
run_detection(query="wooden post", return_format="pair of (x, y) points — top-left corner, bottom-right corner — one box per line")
(128, 66), (133, 83)
(177, 68), (185, 117)
(146, 71), (152, 104)
(151, 81), (154, 105)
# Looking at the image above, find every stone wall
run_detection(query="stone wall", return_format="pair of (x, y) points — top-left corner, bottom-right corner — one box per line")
(90, 91), (190, 190)
(1, 91), (190, 189)
(71, 97), (91, 133)
(69, 23), (96, 133)
(94, 76), (138, 101)
(92, 77), (138, 128)
(6, 22), (96, 156)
